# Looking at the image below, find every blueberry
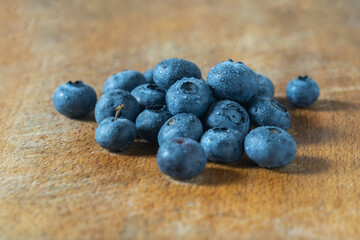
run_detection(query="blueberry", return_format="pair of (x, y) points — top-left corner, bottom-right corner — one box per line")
(131, 83), (166, 110)
(206, 59), (258, 103)
(153, 58), (202, 90)
(94, 89), (140, 124)
(204, 100), (250, 136)
(246, 97), (291, 131)
(200, 128), (244, 163)
(135, 105), (172, 143)
(53, 80), (97, 118)
(95, 106), (137, 151)
(244, 126), (297, 168)
(103, 70), (147, 93)
(157, 137), (207, 180)
(286, 75), (320, 107)
(166, 77), (212, 117)
(143, 69), (154, 84)
(256, 73), (274, 98)
(158, 113), (203, 145)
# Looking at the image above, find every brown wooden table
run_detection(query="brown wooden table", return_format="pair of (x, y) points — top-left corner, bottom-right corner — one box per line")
(1, 0), (359, 239)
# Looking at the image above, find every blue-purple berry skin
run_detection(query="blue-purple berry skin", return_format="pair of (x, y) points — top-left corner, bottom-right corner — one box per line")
(200, 128), (245, 163)
(206, 59), (258, 103)
(53, 80), (97, 118)
(286, 75), (320, 107)
(157, 113), (203, 145)
(245, 126), (297, 168)
(143, 69), (155, 84)
(157, 137), (207, 180)
(153, 58), (202, 90)
(94, 89), (140, 124)
(256, 73), (274, 99)
(166, 77), (212, 117)
(131, 83), (166, 110)
(95, 117), (137, 151)
(103, 70), (147, 93)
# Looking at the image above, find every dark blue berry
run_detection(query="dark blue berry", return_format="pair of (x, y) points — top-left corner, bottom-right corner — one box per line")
(153, 58), (202, 90)
(206, 60), (258, 103)
(131, 83), (166, 110)
(94, 89), (140, 124)
(143, 69), (154, 84)
(204, 100), (250, 136)
(103, 70), (147, 93)
(166, 77), (212, 117)
(286, 75), (320, 107)
(157, 137), (207, 180)
(158, 113), (203, 145)
(200, 128), (244, 163)
(53, 80), (97, 118)
(135, 105), (172, 143)
(256, 73), (274, 98)
(245, 126), (297, 168)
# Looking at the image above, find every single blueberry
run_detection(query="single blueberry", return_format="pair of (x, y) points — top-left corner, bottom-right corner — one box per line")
(53, 80), (97, 118)
(131, 83), (166, 110)
(143, 69), (154, 84)
(286, 75), (320, 107)
(157, 137), (207, 180)
(135, 105), (172, 143)
(158, 113), (203, 145)
(206, 60), (258, 103)
(153, 58), (202, 90)
(166, 77), (212, 117)
(94, 89), (140, 124)
(246, 97), (291, 131)
(204, 100), (250, 136)
(244, 126), (297, 168)
(103, 70), (147, 93)
(256, 73), (274, 98)
(200, 128), (245, 163)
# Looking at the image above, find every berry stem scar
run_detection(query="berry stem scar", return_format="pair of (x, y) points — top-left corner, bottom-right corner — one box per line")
(114, 104), (125, 120)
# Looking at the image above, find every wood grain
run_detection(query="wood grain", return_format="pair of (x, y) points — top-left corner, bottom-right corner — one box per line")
(0, 0), (359, 239)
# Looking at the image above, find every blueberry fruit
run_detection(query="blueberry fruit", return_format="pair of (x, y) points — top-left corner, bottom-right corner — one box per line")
(246, 97), (291, 131)
(166, 77), (212, 117)
(153, 58), (202, 90)
(256, 73), (274, 98)
(157, 137), (207, 180)
(95, 105), (137, 151)
(286, 75), (320, 107)
(103, 70), (147, 93)
(143, 69), (154, 84)
(204, 100), (250, 136)
(135, 105), (172, 143)
(131, 83), (166, 110)
(53, 80), (97, 118)
(206, 59), (258, 103)
(200, 128), (244, 163)
(244, 126), (297, 168)
(158, 113), (203, 145)
(94, 89), (140, 124)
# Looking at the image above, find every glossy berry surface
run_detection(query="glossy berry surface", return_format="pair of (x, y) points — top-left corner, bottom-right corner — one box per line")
(256, 73), (274, 98)
(166, 77), (212, 117)
(246, 97), (291, 131)
(153, 58), (202, 90)
(245, 126), (297, 168)
(206, 59), (258, 103)
(95, 117), (137, 151)
(94, 89), (140, 124)
(103, 70), (147, 93)
(286, 75), (320, 107)
(157, 137), (207, 180)
(158, 113), (203, 145)
(135, 105), (172, 143)
(143, 69), (154, 84)
(200, 128), (244, 163)
(53, 80), (97, 118)
(204, 100), (250, 136)
(131, 83), (166, 110)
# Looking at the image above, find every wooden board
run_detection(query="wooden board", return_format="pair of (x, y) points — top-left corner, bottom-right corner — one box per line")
(1, 0), (359, 239)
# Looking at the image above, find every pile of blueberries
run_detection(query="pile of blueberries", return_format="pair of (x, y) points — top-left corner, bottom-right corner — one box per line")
(53, 58), (320, 180)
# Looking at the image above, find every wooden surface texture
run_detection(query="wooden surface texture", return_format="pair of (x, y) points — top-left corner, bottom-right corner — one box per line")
(0, 0), (359, 239)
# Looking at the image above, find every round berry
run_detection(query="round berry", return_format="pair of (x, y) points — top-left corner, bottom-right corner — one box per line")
(103, 70), (147, 93)
(131, 83), (166, 110)
(143, 69), (154, 84)
(256, 73), (274, 98)
(286, 75), (320, 107)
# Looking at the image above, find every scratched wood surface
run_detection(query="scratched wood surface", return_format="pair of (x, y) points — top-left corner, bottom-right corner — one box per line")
(1, 0), (359, 239)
